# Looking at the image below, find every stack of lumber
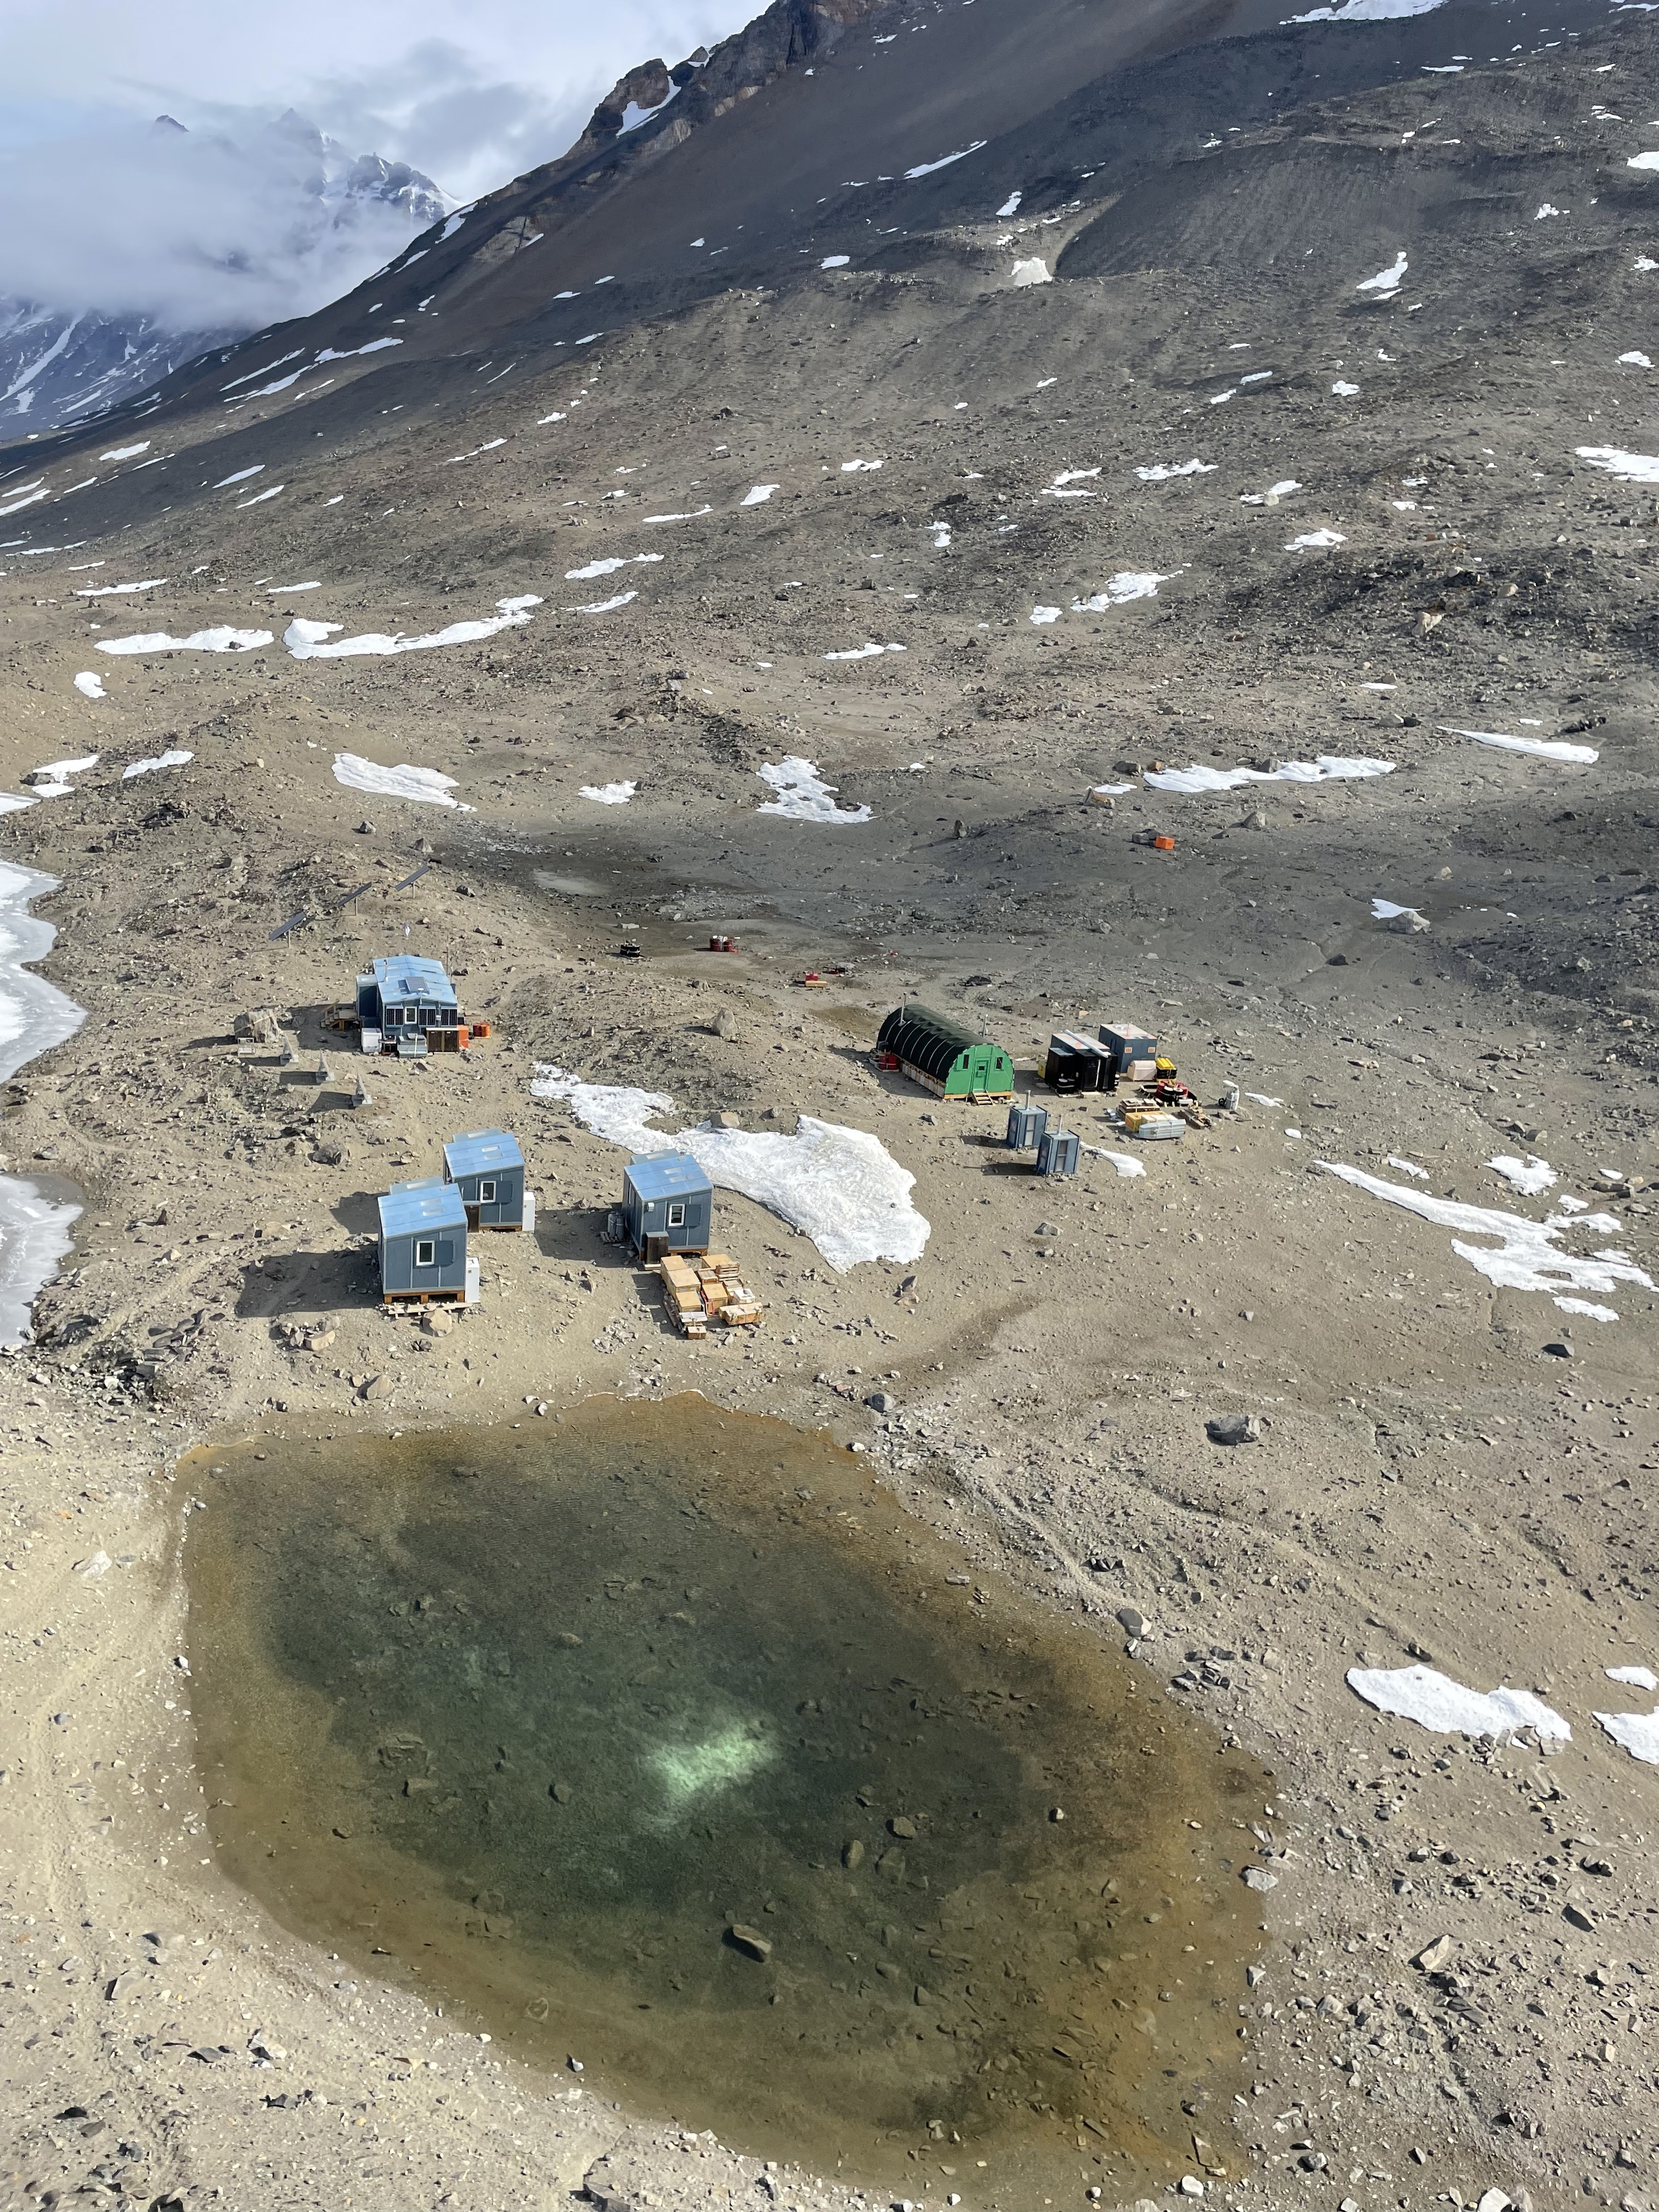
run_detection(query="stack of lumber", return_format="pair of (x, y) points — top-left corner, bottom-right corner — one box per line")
(656, 1252), (764, 1333)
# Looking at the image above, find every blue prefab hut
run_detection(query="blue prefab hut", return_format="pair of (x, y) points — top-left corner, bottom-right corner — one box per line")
(443, 1128), (528, 1232)
(378, 1178), (471, 1302)
(620, 1153), (713, 1261)
(356, 956), (462, 1057)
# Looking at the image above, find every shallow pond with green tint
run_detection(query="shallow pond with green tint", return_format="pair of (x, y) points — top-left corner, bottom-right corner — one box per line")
(184, 1397), (1269, 2200)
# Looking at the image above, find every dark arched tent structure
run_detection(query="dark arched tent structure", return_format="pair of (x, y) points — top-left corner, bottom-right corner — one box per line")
(876, 1005), (1014, 1099)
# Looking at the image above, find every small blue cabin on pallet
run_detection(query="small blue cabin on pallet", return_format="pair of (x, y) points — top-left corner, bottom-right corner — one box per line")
(443, 1128), (530, 1233)
(378, 1177), (477, 1304)
(620, 1153), (713, 1262)
(357, 956), (462, 1058)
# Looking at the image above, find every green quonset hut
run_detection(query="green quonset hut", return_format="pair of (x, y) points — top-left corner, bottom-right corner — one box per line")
(876, 1004), (1014, 1099)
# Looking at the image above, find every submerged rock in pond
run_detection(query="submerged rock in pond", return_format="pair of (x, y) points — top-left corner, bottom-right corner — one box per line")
(183, 1395), (1269, 2200)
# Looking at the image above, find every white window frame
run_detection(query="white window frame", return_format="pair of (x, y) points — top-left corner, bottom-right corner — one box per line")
(414, 1238), (436, 1268)
(666, 1201), (686, 1229)
(478, 1180), (496, 1204)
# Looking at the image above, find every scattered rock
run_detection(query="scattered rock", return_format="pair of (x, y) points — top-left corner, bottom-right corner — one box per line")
(1206, 1412), (1261, 1446)
(726, 1922), (772, 1961)
(1242, 1866), (1278, 1892)
(1412, 1934), (1454, 1972)
(1116, 1605), (1148, 1638)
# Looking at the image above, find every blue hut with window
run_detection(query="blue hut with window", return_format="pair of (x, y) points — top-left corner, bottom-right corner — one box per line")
(356, 956), (464, 1057)
(443, 1128), (531, 1232)
(377, 1178), (478, 1304)
(620, 1153), (713, 1262)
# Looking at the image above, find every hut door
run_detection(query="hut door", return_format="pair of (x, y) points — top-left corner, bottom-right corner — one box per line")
(464, 1204), (481, 1231)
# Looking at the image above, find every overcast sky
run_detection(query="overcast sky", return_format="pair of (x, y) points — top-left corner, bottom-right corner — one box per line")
(0, 0), (749, 331)
(0, 0), (745, 196)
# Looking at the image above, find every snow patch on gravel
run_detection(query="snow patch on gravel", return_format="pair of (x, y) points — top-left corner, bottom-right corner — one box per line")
(1318, 1162), (1653, 1316)
(97, 628), (271, 655)
(26, 755), (98, 799)
(1595, 1706), (1659, 1763)
(1084, 1148), (1147, 1178)
(530, 1069), (928, 1272)
(565, 555), (662, 580)
(1288, 0), (1448, 19)
(1071, 571), (1175, 610)
(1355, 251), (1408, 294)
(1577, 443), (1659, 481)
(1487, 1154), (1557, 1197)
(121, 749), (192, 780)
(332, 755), (471, 809)
(285, 596), (540, 658)
(1348, 1663), (1571, 1742)
(757, 758), (871, 823)
(1146, 754), (1393, 793)
(905, 140), (986, 179)
(1441, 725), (1599, 763)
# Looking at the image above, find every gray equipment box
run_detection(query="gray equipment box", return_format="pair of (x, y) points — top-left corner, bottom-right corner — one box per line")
(1006, 1102), (1048, 1150)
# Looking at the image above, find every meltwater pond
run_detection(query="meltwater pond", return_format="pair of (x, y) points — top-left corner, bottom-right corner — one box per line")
(185, 1399), (1268, 2195)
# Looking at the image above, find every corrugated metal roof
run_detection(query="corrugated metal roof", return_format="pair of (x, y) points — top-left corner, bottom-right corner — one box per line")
(443, 1127), (524, 1178)
(378, 1177), (467, 1239)
(623, 1153), (712, 1201)
(877, 1003), (992, 1082)
(361, 955), (458, 1010)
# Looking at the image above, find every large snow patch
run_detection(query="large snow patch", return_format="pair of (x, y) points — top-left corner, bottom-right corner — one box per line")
(1318, 1162), (1652, 1317)
(1347, 1664), (1570, 1742)
(530, 1069), (929, 1272)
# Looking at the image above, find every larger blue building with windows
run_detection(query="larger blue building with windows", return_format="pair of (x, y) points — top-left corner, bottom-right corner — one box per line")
(356, 956), (463, 1058)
